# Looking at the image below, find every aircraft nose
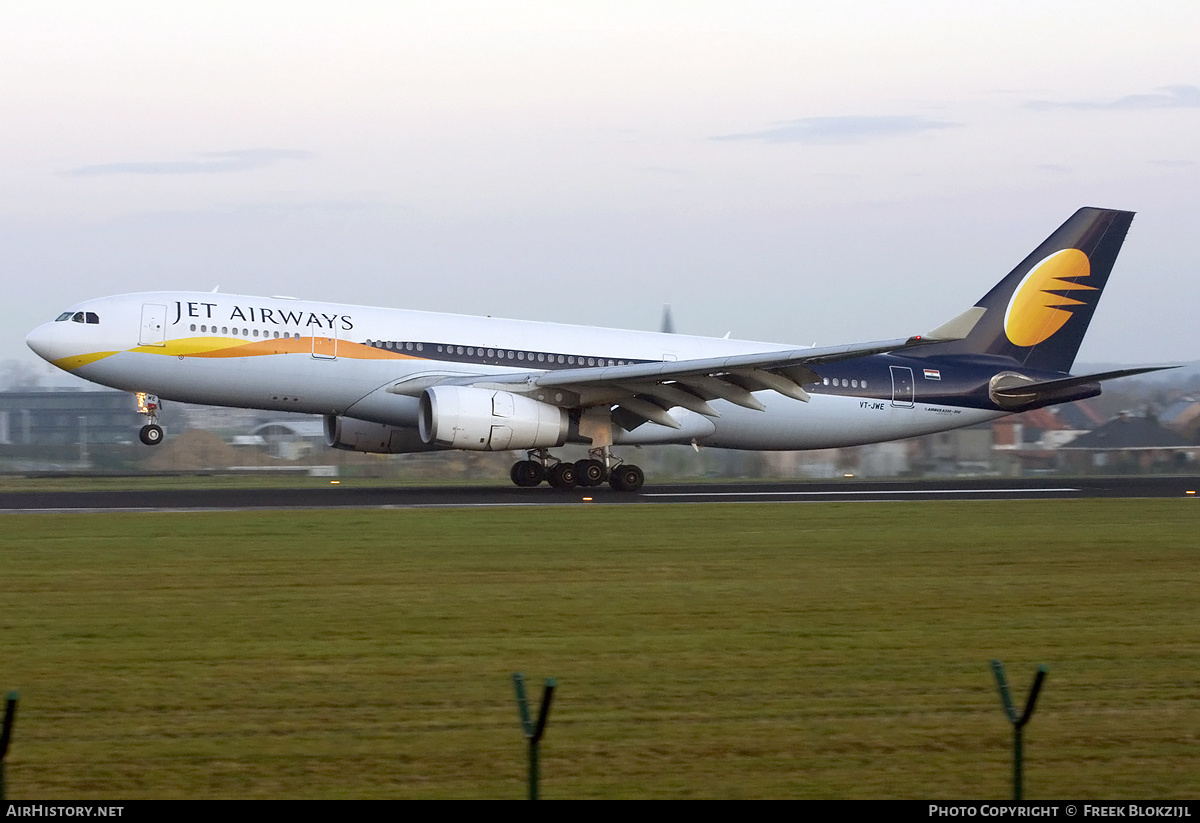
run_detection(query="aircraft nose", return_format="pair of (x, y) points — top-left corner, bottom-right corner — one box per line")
(25, 322), (58, 363)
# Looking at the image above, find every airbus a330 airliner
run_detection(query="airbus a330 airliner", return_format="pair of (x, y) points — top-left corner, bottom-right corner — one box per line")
(25, 208), (1172, 491)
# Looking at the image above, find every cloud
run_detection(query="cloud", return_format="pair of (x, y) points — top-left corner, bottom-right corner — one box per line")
(711, 115), (959, 145)
(66, 148), (316, 177)
(1027, 84), (1200, 112)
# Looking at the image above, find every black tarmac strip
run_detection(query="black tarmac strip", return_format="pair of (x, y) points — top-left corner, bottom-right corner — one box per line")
(0, 475), (1197, 512)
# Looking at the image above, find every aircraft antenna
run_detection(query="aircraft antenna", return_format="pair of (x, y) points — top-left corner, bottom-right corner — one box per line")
(660, 304), (675, 334)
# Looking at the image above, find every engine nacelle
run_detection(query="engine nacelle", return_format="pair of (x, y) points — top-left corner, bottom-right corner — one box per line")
(323, 414), (440, 454)
(418, 386), (569, 451)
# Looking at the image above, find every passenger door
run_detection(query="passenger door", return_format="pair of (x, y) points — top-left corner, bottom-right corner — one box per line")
(139, 304), (167, 347)
(890, 365), (914, 408)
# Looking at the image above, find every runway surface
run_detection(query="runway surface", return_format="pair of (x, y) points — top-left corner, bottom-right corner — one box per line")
(1, 475), (1196, 512)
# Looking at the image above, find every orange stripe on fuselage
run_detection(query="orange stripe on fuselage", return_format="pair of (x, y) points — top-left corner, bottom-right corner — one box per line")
(136, 337), (419, 360)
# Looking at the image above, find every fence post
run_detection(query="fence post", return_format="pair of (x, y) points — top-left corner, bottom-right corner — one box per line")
(990, 661), (1047, 800)
(512, 673), (556, 800)
(1, 692), (17, 801)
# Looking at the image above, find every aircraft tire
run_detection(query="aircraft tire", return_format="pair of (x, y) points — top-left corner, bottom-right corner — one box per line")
(547, 462), (577, 490)
(575, 459), (606, 487)
(139, 424), (164, 446)
(510, 460), (544, 487)
(609, 464), (644, 493)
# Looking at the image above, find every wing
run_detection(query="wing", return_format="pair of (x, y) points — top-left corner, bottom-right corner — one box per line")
(437, 333), (939, 430)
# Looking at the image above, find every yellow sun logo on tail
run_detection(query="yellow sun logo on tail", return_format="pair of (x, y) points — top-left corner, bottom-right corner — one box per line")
(1003, 248), (1096, 347)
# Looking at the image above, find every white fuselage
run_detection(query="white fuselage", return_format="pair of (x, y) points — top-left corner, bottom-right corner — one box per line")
(26, 291), (1002, 451)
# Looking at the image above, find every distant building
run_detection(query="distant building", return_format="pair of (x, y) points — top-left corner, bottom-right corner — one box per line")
(1159, 396), (1200, 444)
(915, 426), (993, 475)
(251, 419), (327, 460)
(988, 401), (1104, 474)
(1060, 411), (1197, 471)
(0, 389), (142, 446)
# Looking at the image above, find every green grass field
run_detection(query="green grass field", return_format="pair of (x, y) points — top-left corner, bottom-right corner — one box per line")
(1, 500), (1196, 799)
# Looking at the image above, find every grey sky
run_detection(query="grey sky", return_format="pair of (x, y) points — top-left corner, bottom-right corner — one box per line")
(2, 1), (1198, 386)
(1026, 84), (1200, 111)
(67, 149), (317, 177)
(711, 115), (959, 144)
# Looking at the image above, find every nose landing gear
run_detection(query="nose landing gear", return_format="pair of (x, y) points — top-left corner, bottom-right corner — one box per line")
(139, 424), (164, 445)
(135, 392), (165, 446)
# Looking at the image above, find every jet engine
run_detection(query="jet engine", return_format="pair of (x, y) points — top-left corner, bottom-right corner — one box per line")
(323, 414), (439, 454)
(418, 386), (569, 451)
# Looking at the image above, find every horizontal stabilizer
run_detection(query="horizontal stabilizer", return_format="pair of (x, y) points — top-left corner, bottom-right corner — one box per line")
(990, 365), (1179, 399)
(990, 364), (1179, 409)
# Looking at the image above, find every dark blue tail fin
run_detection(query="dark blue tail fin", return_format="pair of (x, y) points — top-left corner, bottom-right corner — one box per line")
(930, 208), (1134, 373)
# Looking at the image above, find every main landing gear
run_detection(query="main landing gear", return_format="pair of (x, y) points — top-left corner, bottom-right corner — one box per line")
(510, 447), (644, 492)
(135, 392), (165, 446)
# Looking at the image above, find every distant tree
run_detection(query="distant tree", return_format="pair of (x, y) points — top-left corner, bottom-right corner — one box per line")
(0, 359), (43, 390)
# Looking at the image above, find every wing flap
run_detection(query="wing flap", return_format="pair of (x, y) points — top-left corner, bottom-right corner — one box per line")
(438, 334), (939, 427)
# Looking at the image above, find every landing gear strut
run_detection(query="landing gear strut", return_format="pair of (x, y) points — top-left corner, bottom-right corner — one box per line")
(136, 392), (165, 446)
(508, 447), (644, 492)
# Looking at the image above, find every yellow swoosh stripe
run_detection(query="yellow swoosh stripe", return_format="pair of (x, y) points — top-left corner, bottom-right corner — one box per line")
(52, 351), (119, 371)
(54, 338), (420, 371)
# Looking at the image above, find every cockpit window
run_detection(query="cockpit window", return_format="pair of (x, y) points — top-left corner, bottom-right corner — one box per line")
(55, 311), (100, 324)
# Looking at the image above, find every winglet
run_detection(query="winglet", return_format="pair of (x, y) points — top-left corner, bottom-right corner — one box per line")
(926, 306), (986, 341)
